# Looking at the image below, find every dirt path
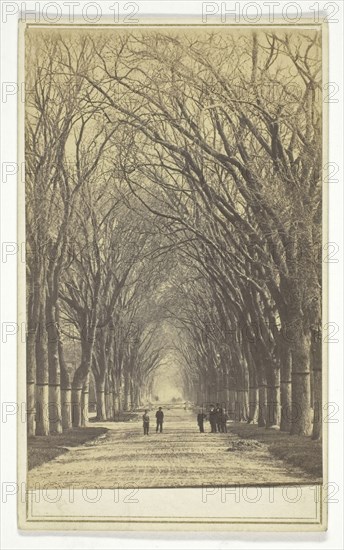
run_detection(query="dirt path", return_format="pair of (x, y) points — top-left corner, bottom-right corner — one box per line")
(28, 409), (317, 488)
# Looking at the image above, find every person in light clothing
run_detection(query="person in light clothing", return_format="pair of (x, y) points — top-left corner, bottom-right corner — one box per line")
(155, 407), (164, 433)
(142, 410), (150, 435)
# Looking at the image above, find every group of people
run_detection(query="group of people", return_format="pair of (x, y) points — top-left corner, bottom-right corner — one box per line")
(197, 404), (229, 433)
(142, 407), (163, 435)
(141, 404), (229, 435)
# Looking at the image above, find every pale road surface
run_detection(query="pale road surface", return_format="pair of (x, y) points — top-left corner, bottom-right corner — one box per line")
(28, 409), (316, 489)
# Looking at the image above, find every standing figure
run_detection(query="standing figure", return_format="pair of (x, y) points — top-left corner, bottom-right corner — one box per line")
(142, 410), (150, 435)
(215, 403), (222, 433)
(221, 408), (228, 433)
(155, 407), (164, 433)
(197, 410), (206, 433)
(209, 405), (217, 433)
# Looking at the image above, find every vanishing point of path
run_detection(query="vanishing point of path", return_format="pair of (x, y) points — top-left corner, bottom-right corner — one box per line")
(28, 409), (317, 489)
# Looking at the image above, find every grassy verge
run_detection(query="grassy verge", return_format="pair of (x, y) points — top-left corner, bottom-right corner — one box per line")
(88, 411), (141, 423)
(228, 422), (322, 479)
(28, 427), (109, 470)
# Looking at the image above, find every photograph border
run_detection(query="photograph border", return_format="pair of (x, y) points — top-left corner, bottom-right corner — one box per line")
(17, 15), (328, 532)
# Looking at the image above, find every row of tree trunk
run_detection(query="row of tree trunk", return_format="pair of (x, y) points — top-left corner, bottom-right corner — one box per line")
(27, 320), (149, 436)
(188, 331), (322, 439)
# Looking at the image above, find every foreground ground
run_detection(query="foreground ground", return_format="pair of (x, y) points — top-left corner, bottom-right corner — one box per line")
(28, 408), (322, 488)
(28, 426), (109, 470)
(228, 422), (322, 479)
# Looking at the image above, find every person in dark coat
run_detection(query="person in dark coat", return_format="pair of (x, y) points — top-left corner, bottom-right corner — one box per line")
(155, 407), (164, 433)
(142, 410), (150, 435)
(209, 405), (217, 433)
(197, 410), (206, 433)
(221, 408), (228, 433)
(215, 403), (222, 432)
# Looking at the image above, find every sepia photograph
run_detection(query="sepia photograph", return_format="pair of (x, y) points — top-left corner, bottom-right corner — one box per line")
(16, 17), (329, 531)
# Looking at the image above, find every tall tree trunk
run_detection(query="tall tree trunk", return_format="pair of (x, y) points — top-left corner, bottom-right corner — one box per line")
(243, 389), (249, 421)
(112, 387), (117, 419)
(258, 383), (268, 427)
(46, 299), (62, 434)
(247, 361), (259, 423)
(35, 304), (49, 436)
(105, 374), (112, 420)
(27, 324), (36, 437)
(107, 376), (114, 419)
(114, 392), (120, 418)
(95, 375), (107, 421)
(289, 326), (312, 436)
(217, 369), (226, 406)
(60, 342), (72, 431)
(266, 364), (281, 428)
(198, 379), (205, 406)
(72, 336), (94, 427)
(130, 377), (135, 411)
(113, 374), (120, 419)
(287, 228), (313, 436)
(71, 366), (84, 428)
(81, 373), (90, 426)
(227, 388), (237, 421)
(311, 329), (322, 440)
(55, 304), (72, 431)
(280, 348), (292, 432)
(136, 385), (141, 409)
(215, 370), (222, 404)
(118, 372), (124, 412)
(26, 280), (37, 436)
(236, 368), (249, 422)
(123, 371), (131, 411)
(248, 386), (259, 423)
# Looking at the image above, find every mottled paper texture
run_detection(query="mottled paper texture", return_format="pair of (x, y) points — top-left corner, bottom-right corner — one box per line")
(18, 16), (328, 531)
